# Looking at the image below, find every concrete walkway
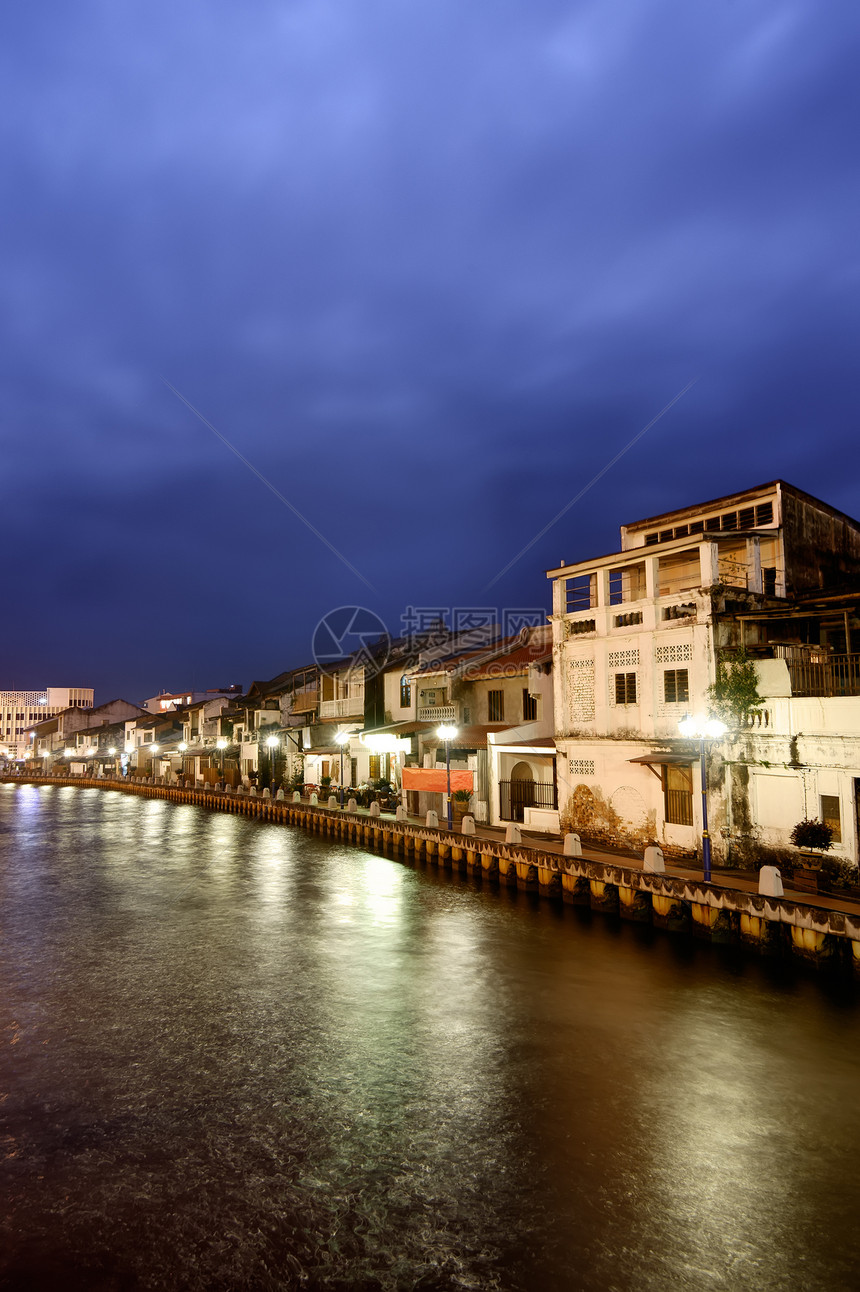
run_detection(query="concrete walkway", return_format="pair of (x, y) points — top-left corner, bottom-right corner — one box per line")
(353, 803), (860, 917)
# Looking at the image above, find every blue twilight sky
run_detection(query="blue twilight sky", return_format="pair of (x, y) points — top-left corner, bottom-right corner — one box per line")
(2, 0), (858, 702)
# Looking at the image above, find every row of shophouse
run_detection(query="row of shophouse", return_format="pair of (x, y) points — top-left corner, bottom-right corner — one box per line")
(21, 479), (860, 871)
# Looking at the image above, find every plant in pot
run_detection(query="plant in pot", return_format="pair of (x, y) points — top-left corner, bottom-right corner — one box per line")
(320, 775), (332, 790)
(789, 818), (834, 891)
(452, 788), (472, 825)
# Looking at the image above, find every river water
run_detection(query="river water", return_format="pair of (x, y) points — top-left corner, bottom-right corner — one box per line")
(2, 783), (860, 1291)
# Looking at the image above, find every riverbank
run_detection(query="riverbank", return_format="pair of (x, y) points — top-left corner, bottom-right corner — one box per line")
(4, 773), (860, 970)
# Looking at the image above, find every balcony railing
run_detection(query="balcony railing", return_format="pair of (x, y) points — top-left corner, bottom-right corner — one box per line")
(290, 690), (319, 713)
(418, 704), (457, 723)
(777, 650), (860, 698)
(319, 695), (365, 719)
(499, 778), (558, 823)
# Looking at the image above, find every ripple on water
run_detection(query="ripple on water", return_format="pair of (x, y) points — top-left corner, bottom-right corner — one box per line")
(2, 784), (860, 1290)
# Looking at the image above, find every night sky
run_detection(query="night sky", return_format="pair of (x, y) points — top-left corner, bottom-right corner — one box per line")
(3, 1), (858, 703)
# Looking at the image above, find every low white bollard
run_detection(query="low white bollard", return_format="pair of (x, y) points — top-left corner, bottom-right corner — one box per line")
(348, 797), (358, 812)
(461, 814), (476, 836)
(563, 832), (582, 857)
(310, 792), (318, 806)
(369, 801), (381, 817)
(328, 795), (338, 810)
(425, 810), (439, 828)
(759, 865), (784, 897)
(262, 787), (270, 799)
(505, 823), (522, 845)
(643, 844), (665, 873)
(276, 789), (285, 801)
(395, 805), (407, 822)
(250, 786), (258, 797)
(292, 791), (301, 802)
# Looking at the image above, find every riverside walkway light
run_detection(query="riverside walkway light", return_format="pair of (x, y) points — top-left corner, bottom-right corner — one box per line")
(334, 731), (350, 807)
(436, 724), (459, 831)
(678, 714), (728, 882)
(265, 735), (279, 791)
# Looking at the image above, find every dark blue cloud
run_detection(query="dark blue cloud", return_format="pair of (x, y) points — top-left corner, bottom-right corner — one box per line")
(2, 0), (858, 699)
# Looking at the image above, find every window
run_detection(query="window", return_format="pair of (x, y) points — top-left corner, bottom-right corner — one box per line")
(368, 755), (381, 780)
(821, 795), (841, 843)
(522, 689), (538, 721)
(488, 691), (504, 722)
(565, 573), (596, 613)
(664, 669), (689, 704)
(400, 677), (411, 707)
(614, 673), (637, 705)
(663, 763), (693, 826)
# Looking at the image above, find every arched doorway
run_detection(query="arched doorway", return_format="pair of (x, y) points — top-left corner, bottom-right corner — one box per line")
(505, 761), (535, 822)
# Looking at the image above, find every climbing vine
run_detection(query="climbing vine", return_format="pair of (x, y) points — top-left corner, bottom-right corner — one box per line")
(706, 647), (763, 727)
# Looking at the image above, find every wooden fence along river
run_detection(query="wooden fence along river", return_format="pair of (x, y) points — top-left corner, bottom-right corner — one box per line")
(5, 774), (860, 971)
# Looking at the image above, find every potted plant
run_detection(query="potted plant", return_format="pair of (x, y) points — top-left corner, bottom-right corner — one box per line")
(789, 818), (834, 892)
(452, 788), (472, 826)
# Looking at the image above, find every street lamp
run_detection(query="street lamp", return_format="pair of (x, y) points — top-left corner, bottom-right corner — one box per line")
(334, 731), (350, 807)
(216, 738), (228, 778)
(678, 715), (728, 883)
(436, 724), (459, 831)
(265, 735), (279, 791)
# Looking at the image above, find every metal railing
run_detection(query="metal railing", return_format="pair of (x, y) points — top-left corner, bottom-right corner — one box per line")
(775, 649), (860, 698)
(664, 788), (693, 827)
(499, 778), (557, 823)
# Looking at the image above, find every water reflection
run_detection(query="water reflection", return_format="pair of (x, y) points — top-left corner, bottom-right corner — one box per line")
(2, 783), (860, 1290)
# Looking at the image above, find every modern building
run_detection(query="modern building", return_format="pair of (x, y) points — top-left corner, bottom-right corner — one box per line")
(548, 481), (860, 866)
(0, 687), (93, 761)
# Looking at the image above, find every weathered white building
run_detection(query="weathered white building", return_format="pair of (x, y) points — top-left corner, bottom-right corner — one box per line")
(548, 481), (860, 866)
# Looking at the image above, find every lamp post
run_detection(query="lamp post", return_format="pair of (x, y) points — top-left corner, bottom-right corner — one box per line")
(335, 731), (350, 807)
(678, 715), (728, 883)
(216, 737), (228, 781)
(265, 735), (279, 792)
(436, 724), (459, 831)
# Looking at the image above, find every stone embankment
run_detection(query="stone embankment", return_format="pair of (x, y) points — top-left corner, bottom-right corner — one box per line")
(5, 774), (860, 971)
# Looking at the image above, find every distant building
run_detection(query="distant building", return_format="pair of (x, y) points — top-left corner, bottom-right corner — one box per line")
(0, 687), (93, 760)
(141, 685), (243, 714)
(33, 699), (147, 769)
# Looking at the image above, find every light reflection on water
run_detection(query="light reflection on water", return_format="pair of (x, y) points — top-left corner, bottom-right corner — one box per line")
(2, 783), (860, 1290)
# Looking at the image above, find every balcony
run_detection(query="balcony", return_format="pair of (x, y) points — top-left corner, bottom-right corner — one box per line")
(319, 695), (365, 719)
(418, 704), (458, 723)
(775, 648), (860, 698)
(290, 690), (319, 714)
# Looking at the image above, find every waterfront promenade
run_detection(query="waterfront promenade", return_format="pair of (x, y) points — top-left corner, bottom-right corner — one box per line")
(4, 772), (860, 969)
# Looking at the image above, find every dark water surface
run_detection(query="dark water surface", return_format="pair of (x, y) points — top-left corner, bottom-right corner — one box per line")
(2, 784), (860, 1291)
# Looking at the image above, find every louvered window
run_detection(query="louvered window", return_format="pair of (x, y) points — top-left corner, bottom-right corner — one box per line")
(614, 673), (637, 705)
(663, 669), (689, 704)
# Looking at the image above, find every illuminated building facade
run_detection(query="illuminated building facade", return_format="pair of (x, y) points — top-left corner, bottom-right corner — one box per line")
(0, 687), (94, 760)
